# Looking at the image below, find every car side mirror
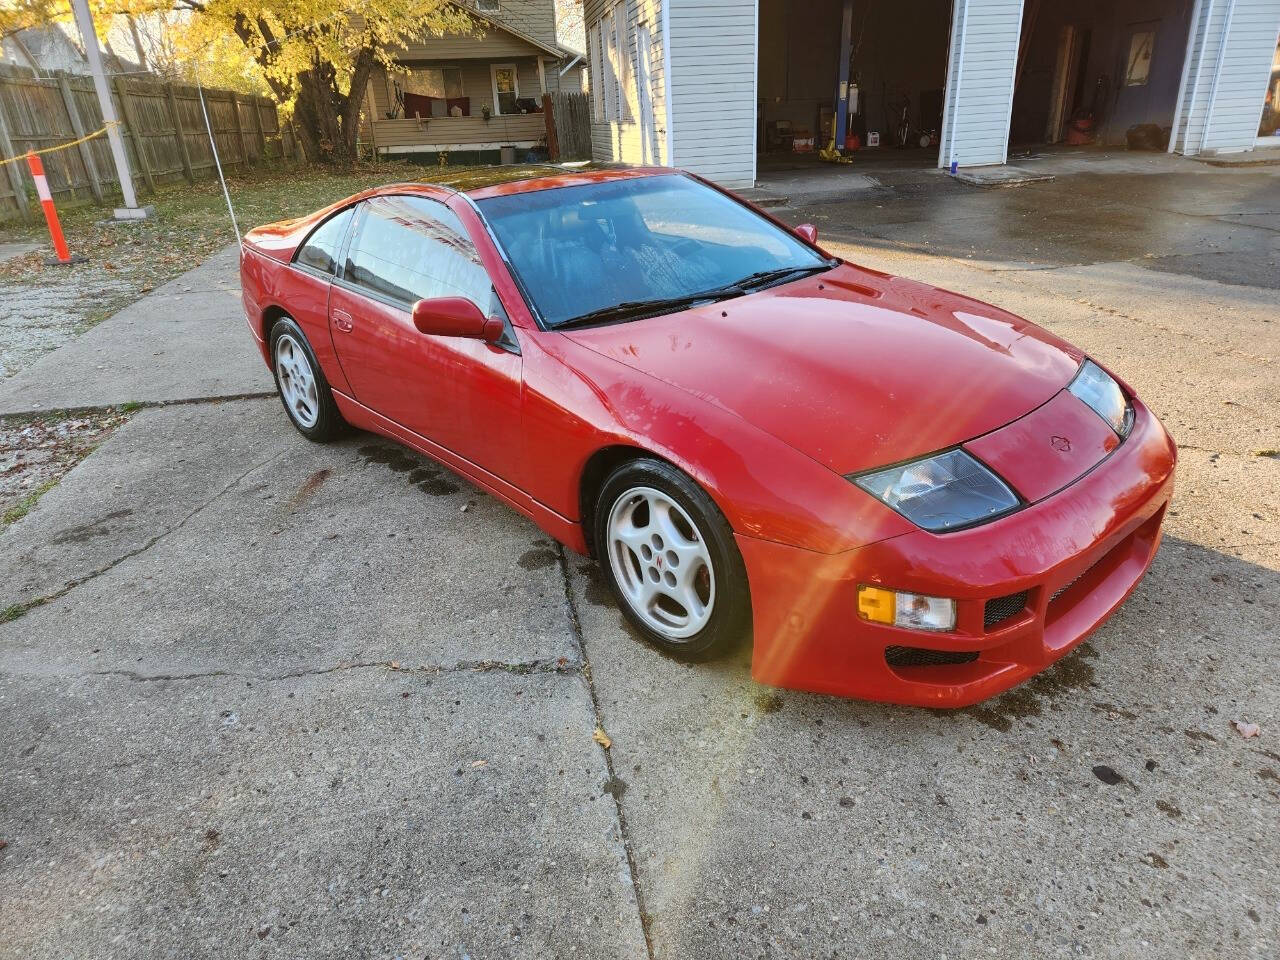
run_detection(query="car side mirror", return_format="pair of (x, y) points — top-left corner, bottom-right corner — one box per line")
(411, 297), (504, 342)
(795, 223), (819, 244)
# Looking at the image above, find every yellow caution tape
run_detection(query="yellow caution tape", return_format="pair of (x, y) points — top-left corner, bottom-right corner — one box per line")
(0, 120), (119, 168)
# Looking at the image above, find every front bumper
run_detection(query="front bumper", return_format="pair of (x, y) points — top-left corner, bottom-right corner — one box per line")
(741, 400), (1176, 707)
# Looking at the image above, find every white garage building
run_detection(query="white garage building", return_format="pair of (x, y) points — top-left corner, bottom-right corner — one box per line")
(583, 0), (1280, 188)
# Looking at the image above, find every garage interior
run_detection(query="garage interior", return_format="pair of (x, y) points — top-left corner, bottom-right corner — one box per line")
(755, 0), (1201, 178)
(756, 0), (953, 169)
(1010, 0), (1195, 151)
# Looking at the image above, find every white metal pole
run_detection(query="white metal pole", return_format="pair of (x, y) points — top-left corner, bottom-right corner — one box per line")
(69, 0), (146, 217)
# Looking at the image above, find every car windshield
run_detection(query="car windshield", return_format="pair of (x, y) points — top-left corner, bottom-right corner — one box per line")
(475, 174), (832, 328)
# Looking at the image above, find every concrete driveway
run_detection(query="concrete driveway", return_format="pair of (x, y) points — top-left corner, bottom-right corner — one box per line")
(1, 163), (1277, 959)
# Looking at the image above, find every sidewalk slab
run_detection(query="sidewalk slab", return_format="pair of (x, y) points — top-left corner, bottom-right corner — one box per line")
(0, 242), (37, 263)
(0, 398), (577, 676)
(0, 245), (270, 415)
(0, 668), (647, 960)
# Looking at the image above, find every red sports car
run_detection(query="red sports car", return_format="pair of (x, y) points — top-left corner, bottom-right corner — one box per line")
(239, 166), (1176, 707)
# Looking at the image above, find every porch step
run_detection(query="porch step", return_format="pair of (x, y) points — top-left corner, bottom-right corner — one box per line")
(951, 164), (1056, 188)
(1193, 147), (1280, 168)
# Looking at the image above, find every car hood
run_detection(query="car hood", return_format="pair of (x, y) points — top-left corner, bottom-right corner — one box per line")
(562, 265), (1084, 476)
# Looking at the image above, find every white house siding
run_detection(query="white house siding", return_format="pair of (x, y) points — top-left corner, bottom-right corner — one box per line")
(558, 63), (586, 94)
(1172, 0), (1280, 153)
(938, 0), (1025, 168)
(585, 0), (670, 166)
(666, 0), (756, 187)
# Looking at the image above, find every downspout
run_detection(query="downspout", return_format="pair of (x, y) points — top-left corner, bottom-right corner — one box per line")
(1199, 0), (1237, 154)
(661, 0), (674, 166)
(946, 0), (970, 172)
(751, 0), (759, 184)
(1169, 0), (1205, 152)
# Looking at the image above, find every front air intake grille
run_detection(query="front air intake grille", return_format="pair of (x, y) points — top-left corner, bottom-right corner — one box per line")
(1051, 560), (1099, 605)
(984, 591), (1029, 629)
(885, 646), (980, 669)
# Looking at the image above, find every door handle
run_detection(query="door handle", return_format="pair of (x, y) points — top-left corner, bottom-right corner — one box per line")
(332, 309), (354, 333)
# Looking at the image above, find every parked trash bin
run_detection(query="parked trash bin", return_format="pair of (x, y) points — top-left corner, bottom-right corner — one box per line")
(500, 145), (516, 165)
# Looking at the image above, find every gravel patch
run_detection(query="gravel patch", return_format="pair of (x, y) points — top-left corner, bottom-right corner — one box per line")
(0, 260), (136, 378)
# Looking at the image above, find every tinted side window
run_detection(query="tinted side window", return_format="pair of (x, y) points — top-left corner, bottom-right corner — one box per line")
(343, 195), (491, 307)
(294, 207), (354, 275)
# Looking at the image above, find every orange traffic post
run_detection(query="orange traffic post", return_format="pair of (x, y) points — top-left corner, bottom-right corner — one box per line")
(25, 152), (78, 265)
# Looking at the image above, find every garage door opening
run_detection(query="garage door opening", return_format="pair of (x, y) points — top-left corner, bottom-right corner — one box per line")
(756, 0), (955, 171)
(1009, 0), (1194, 153)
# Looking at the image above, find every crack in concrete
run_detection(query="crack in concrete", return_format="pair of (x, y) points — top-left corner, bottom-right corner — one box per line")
(11, 657), (583, 685)
(555, 545), (656, 960)
(0, 391), (277, 421)
(1, 450), (286, 625)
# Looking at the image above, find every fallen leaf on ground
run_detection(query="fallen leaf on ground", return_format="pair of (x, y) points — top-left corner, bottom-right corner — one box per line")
(471, 759), (488, 768)
(1234, 721), (1261, 739)
(593, 727), (612, 749)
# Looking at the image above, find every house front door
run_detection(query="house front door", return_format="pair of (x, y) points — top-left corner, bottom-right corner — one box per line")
(491, 64), (519, 114)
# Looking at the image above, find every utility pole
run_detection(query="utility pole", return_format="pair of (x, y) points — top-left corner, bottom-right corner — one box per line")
(69, 0), (152, 219)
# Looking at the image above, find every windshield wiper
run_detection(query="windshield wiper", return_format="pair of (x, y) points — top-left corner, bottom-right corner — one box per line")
(552, 262), (836, 330)
(730, 262), (835, 292)
(553, 286), (747, 330)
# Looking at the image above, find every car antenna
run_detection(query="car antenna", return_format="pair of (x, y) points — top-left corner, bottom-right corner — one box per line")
(195, 70), (241, 248)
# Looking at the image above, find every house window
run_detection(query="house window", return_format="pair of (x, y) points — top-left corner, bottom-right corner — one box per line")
(475, 0), (500, 13)
(403, 66), (464, 100)
(491, 63), (519, 115)
(1124, 31), (1155, 87)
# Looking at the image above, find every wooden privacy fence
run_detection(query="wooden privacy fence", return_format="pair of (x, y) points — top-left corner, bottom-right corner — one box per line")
(542, 91), (590, 161)
(0, 64), (298, 222)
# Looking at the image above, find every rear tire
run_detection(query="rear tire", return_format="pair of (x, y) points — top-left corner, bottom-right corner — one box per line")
(269, 317), (345, 442)
(593, 458), (751, 661)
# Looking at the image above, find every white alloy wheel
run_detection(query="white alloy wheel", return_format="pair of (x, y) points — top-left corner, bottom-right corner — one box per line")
(274, 332), (320, 429)
(605, 485), (716, 640)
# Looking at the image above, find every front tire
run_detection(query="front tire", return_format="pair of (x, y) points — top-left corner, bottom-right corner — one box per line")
(593, 458), (751, 661)
(269, 317), (344, 442)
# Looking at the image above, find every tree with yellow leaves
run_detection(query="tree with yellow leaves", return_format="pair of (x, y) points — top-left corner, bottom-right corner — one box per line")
(174, 0), (479, 163)
(2, 0), (482, 164)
